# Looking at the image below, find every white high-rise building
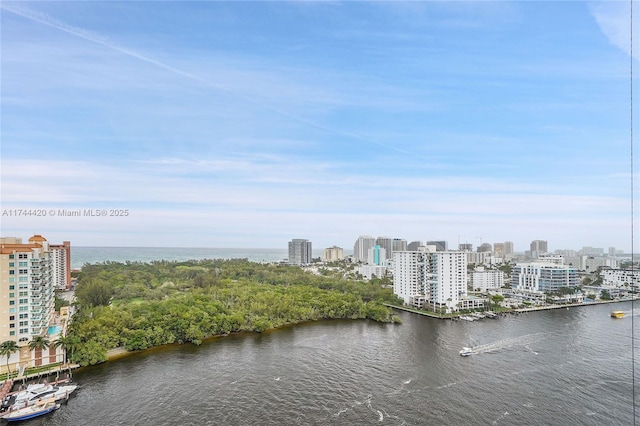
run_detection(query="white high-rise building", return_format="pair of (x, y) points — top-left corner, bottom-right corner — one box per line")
(353, 236), (376, 262)
(393, 249), (467, 312)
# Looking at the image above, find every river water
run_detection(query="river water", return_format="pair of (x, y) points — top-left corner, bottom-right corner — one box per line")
(21, 301), (639, 425)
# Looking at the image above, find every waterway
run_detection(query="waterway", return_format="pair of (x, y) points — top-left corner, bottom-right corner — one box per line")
(21, 301), (640, 425)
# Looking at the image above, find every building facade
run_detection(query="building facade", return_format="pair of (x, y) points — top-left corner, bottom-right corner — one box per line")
(0, 235), (67, 375)
(471, 268), (505, 292)
(510, 262), (578, 293)
(288, 239), (313, 265)
(393, 249), (467, 312)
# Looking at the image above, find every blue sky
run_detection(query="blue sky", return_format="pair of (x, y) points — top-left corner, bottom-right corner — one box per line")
(1, 1), (638, 252)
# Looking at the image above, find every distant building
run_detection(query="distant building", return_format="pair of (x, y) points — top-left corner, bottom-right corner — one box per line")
(393, 249), (467, 312)
(355, 265), (387, 280)
(0, 235), (68, 375)
(529, 240), (548, 259)
(322, 246), (343, 262)
(601, 269), (640, 289)
(458, 243), (473, 252)
(367, 245), (386, 266)
(471, 267), (505, 292)
(288, 239), (312, 265)
(510, 262), (578, 293)
(477, 243), (492, 253)
(426, 241), (448, 251)
(376, 237), (394, 260)
(493, 243), (505, 257)
(353, 236), (376, 263)
(407, 241), (423, 251)
(504, 241), (514, 256)
(50, 241), (71, 290)
(392, 238), (407, 253)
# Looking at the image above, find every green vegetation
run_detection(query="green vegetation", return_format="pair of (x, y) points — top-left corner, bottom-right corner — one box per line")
(68, 259), (401, 366)
(600, 289), (612, 300)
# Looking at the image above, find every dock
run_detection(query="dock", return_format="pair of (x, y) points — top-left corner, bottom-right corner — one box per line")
(0, 363), (80, 400)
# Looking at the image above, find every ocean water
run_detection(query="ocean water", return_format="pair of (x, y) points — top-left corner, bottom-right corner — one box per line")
(70, 247), (333, 269)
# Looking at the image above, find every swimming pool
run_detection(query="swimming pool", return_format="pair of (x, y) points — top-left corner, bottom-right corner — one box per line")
(47, 325), (62, 335)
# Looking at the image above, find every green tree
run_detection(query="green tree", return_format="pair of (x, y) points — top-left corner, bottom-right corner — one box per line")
(0, 341), (18, 381)
(600, 289), (612, 300)
(53, 335), (80, 364)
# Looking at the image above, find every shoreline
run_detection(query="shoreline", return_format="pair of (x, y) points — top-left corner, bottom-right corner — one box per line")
(104, 317), (387, 363)
(386, 297), (637, 319)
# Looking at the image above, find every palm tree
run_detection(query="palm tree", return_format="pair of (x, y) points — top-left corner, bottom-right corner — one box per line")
(0, 341), (18, 381)
(28, 336), (50, 368)
(53, 335), (79, 364)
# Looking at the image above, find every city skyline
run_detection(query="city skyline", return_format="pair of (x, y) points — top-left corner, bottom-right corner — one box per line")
(1, 1), (638, 250)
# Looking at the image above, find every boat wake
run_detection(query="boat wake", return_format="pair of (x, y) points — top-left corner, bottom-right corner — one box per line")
(468, 332), (547, 355)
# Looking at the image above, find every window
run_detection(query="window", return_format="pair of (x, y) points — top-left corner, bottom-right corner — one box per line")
(18, 269), (27, 274)
(9, 301), (15, 306)
(9, 324), (15, 328)
(9, 285), (14, 290)
(9, 309), (15, 313)
(8, 293), (14, 298)
(9, 316), (14, 321)
(18, 299), (28, 304)
(18, 307), (27, 312)
(18, 277), (27, 283)
(8, 262), (14, 267)
(18, 292), (27, 297)
(18, 337), (27, 342)
(19, 321), (28, 327)
(8, 255), (14, 260)
(19, 328), (28, 334)
(18, 254), (27, 259)
(9, 271), (14, 275)
(9, 332), (15, 337)
(19, 314), (27, 319)
(18, 262), (27, 267)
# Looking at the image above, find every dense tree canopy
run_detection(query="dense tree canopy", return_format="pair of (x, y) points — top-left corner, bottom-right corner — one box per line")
(69, 259), (401, 365)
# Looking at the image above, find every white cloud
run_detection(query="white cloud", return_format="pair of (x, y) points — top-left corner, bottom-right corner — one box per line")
(589, 0), (639, 60)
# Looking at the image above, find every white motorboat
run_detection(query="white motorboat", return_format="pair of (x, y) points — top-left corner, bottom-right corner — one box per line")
(1, 382), (77, 412)
(459, 347), (477, 357)
(0, 398), (59, 422)
(459, 316), (475, 321)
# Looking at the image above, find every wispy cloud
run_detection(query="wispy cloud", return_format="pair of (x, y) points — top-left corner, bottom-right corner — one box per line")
(589, 0), (639, 60)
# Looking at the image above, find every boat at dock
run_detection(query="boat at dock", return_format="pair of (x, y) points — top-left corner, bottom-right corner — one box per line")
(0, 398), (59, 422)
(459, 316), (475, 321)
(459, 347), (477, 357)
(471, 312), (486, 319)
(610, 310), (625, 319)
(484, 312), (498, 319)
(1, 382), (77, 412)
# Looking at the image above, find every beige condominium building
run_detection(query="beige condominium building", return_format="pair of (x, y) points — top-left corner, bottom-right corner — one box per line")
(0, 235), (70, 376)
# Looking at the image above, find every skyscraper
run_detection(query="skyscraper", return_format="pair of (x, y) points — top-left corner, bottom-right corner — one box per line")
(353, 236), (376, 262)
(530, 240), (548, 259)
(288, 239), (312, 265)
(376, 237), (394, 260)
